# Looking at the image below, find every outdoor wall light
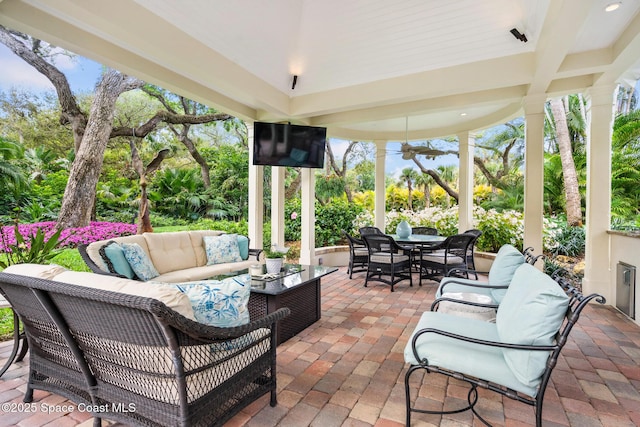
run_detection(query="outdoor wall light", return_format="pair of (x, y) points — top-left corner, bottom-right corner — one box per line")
(605, 2), (621, 12)
(510, 28), (528, 42)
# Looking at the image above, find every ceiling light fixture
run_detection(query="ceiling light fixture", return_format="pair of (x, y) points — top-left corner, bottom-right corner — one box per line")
(291, 75), (298, 90)
(510, 28), (528, 43)
(605, 2), (621, 12)
(460, 112), (467, 117)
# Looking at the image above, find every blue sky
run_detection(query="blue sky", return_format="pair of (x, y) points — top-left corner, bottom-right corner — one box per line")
(0, 44), (103, 93)
(0, 43), (457, 178)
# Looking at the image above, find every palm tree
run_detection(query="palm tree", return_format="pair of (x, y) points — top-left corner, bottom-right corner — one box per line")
(24, 146), (58, 184)
(0, 137), (26, 191)
(435, 165), (458, 208)
(611, 110), (640, 224)
(547, 97), (582, 226)
(399, 168), (418, 210)
(414, 172), (434, 208)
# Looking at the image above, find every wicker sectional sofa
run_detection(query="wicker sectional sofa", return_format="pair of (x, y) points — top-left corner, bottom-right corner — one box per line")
(0, 263), (288, 427)
(79, 230), (262, 282)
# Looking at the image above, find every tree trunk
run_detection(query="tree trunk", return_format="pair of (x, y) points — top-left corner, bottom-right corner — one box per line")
(549, 98), (583, 226)
(326, 140), (358, 203)
(57, 70), (142, 229)
(173, 123), (211, 188)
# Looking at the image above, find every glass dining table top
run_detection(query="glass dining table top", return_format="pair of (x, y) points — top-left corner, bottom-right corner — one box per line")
(389, 234), (446, 245)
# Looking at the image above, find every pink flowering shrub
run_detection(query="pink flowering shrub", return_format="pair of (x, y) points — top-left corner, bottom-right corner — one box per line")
(0, 221), (137, 251)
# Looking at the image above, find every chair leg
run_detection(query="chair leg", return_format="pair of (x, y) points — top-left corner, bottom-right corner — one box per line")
(0, 311), (23, 377)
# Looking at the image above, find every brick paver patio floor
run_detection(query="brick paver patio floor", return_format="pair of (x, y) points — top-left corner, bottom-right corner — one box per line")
(1, 267), (639, 426)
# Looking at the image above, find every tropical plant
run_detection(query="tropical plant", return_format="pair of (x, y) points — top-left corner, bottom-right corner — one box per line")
(0, 137), (26, 191)
(399, 168), (418, 210)
(263, 245), (288, 259)
(0, 224), (64, 268)
(550, 223), (585, 257)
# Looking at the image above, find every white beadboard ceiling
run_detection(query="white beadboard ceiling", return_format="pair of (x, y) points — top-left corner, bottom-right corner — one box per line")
(1, 0), (639, 139)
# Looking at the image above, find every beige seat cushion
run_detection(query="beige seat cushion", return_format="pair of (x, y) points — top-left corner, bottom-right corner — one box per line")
(370, 253), (410, 263)
(52, 271), (195, 320)
(143, 232), (199, 274)
(154, 260), (257, 283)
(3, 263), (68, 280)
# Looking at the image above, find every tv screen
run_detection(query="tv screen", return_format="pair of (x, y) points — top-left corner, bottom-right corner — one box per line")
(253, 122), (327, 168)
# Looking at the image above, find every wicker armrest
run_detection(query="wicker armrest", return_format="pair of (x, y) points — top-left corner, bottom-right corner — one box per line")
(159, 303), (291, 342)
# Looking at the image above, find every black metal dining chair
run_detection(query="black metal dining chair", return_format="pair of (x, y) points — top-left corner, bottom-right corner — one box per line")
(411, 226), (438, 235)
(359, 226), (385, 237)
(417, 233), (477, 284)
(362, 234), (413, 292)
(462, 229), (483, 278)
(342, 230), (369, 279)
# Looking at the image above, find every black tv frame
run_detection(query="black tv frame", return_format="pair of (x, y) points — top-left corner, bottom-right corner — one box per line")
(253, 122), (327, 168)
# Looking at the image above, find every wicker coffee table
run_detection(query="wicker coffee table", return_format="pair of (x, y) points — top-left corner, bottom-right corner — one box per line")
(226, 264), (338, 344)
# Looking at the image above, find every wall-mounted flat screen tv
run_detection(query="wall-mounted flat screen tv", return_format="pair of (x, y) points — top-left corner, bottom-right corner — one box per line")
(253, 122), (327, 168)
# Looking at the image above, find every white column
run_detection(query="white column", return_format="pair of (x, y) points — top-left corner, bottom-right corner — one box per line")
(374, 140), (387, 232)
(299, 168), (316, 265)
(522, 94), (547, 257)
(583, 84), (617, 301)
(271, 166), (286, 249)
(247, 123), (264, 250)
(457, 131), (475, 233)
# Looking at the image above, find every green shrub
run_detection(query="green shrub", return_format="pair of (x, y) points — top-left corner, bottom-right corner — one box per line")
(551, 223), (585, 256)
(283, 198), (364, 247)
(354, 206), (560, 253)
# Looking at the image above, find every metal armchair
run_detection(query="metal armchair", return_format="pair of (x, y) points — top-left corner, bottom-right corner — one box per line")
(404, 263), (605, 426)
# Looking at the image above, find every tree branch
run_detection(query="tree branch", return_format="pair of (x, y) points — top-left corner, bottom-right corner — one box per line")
(110, 112), (232, 138)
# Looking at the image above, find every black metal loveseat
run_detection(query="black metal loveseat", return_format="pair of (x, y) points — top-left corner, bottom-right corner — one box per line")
(0, 271), (289, 427)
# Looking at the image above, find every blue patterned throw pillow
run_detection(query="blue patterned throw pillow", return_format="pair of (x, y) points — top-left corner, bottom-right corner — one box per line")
(121, 243), (159, 281)
(203, 234), (243, 265)
(175, 277), (250, 327)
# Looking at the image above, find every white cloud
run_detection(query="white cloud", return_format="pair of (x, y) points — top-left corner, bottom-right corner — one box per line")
(0, 44), (81, 91)
(0, 44), (54, 90)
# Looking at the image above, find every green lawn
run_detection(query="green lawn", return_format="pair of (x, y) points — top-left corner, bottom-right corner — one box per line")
(0, 308), (14, 341)
(0, 248), (89, 340)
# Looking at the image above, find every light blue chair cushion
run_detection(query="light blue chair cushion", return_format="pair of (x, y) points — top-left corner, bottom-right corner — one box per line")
(173, 276), (250, 327)
(101, 241), (136, 279)
(236, 235), (249, 260)
(404, 311), (539, 397)
(496, 263), (569, 390)
(121, 242), (159, 281)
(487, 244), (525, 288)
(203, 234), (243, 265)
(435, 244), (524, 303)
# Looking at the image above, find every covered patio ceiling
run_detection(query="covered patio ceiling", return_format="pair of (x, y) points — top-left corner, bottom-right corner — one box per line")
(1, 0), (639, 141)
